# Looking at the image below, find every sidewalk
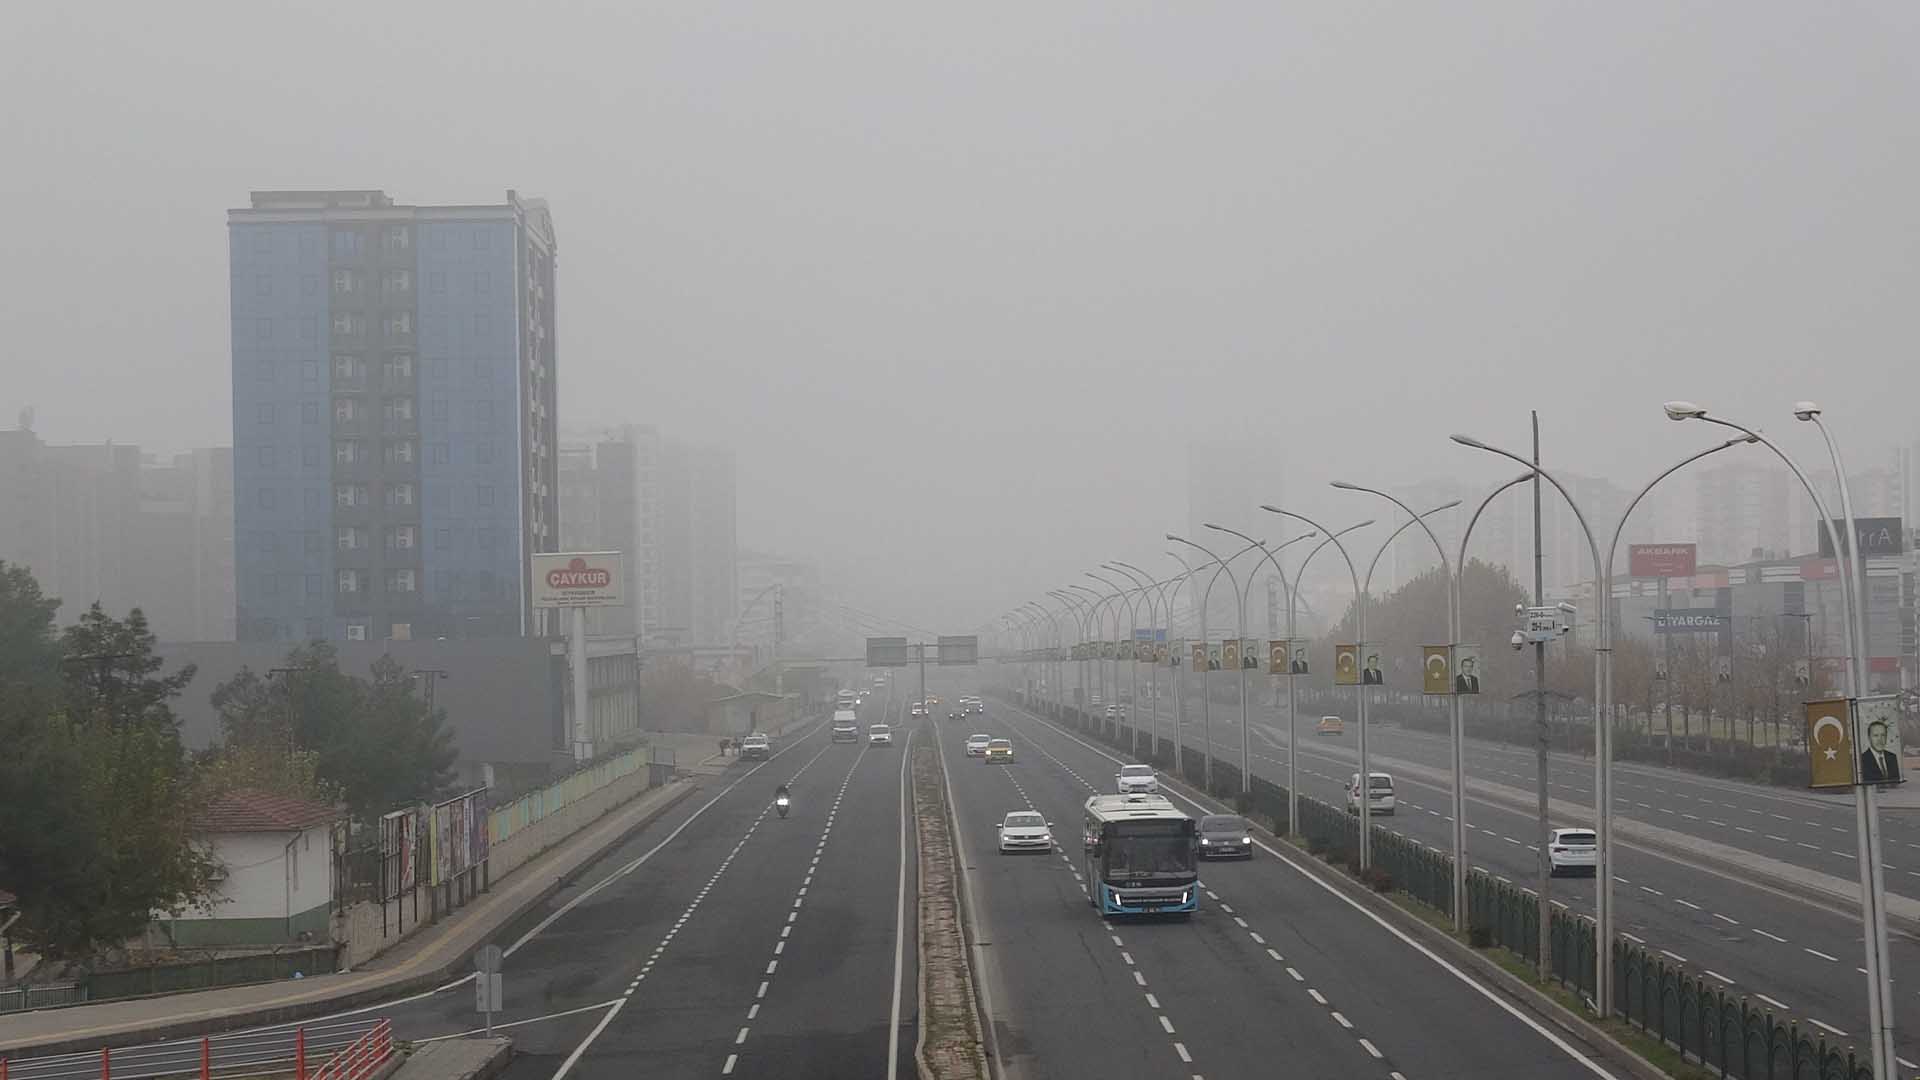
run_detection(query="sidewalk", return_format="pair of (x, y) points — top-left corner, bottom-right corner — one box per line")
(0, 777), (700, 1059)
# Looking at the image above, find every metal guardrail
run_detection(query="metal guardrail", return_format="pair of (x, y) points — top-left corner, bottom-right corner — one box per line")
(0, 986), (82, 1015)
(0, 1017), (386, 1080)
(1000, 686), (1879, 1080)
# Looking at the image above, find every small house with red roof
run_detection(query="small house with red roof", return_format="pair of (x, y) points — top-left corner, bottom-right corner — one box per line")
(165, 789), (341, 947)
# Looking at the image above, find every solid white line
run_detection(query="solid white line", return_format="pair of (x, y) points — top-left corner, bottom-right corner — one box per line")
(548, 997), (628, 1080)
(1004, 701), (1624, 1079)
(886, 727), (914, 1080)
(417, 998), (624, 1042)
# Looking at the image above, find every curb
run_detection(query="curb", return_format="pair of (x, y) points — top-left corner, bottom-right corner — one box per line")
(997, 692), (1669, 1080)
(2, 782), (699, 1059)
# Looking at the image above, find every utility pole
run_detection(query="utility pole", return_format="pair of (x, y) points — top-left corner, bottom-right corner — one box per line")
(412, 668), (449, 714)
(268, 666), (301, 759)
(1531, 411), (1551, 980)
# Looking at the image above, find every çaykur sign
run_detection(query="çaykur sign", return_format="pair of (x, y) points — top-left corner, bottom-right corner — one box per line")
(530, 551), (626, 608)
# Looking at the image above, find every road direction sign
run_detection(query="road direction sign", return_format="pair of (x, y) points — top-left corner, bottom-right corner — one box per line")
(475, 945), (503, 974)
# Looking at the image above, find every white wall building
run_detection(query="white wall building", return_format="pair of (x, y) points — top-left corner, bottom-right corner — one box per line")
(166, 790), (338, 947)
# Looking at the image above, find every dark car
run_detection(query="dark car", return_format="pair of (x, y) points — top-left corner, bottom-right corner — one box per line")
(1197, 814), (1254, 860)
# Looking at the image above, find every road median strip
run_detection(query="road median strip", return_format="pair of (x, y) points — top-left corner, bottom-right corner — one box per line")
(912, 744), (989, 1080)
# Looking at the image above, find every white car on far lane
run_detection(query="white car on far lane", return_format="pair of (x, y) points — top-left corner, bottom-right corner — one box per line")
(1548, 828), (1597, 876)
(997, 811), (1053, 853)
(1116, 764), (1159, 794)
(966, 733), (993, 756)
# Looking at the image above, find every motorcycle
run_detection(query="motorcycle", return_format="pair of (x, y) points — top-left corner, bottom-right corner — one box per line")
(775, 787), (791, 819)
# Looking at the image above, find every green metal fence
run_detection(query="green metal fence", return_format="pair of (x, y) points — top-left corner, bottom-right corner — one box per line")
(989, 684), (1876, 1080)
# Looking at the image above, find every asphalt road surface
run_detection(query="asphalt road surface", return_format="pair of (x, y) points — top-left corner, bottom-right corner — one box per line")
(1068, 676), (1920, 1070)
(373, 687), (921, 1080)
(937, 674), (1621, 1080)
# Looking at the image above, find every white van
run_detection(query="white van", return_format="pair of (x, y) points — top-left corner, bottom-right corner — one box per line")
(1345, 772), (1397, 815)
(831, 709), (860, 742)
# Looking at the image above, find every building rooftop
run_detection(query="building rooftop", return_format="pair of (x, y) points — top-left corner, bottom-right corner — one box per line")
(196, 789), (338, 833)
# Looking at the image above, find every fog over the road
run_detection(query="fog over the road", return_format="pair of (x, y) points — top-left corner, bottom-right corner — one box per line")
(5, 3), (1916, 629)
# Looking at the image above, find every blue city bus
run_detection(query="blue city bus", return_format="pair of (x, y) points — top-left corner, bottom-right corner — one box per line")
(1081, 794), (1200, 916)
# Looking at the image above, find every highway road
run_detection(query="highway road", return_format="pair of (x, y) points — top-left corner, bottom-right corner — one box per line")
(371, 687), (921, 1080)
(935, 673), (1622, 1080)
(1054, 672), (1920, 1069)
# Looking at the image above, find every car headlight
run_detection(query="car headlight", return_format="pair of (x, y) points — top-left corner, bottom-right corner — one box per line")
(1239, 836), (1251, 844)
(1200, 838), (1211, 845)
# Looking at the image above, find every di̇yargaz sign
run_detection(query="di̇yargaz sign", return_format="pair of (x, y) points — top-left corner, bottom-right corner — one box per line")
(530, 551), (626, 608)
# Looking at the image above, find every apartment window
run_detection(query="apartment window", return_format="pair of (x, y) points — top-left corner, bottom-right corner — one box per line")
(383, 440), (413, 465)
(302, 445), (323, 467)
(334, 484), (366, 508)
(386, 482), (415, 507)
(386, 569), (417, 594)
(254, 273), (271, 298)
(301, 401), (320, 424)
(331, 230), (362, 257)
(337, 526), (367, 550)
(302, 361), (320, 386)
(428, 442), (449, 464)
(255, 318), (273, 342)
(345, 622), (368, 641)
(473, 271), (490, 295)
(383, 354), (414, 381)
(383, 397), (414, 422)
(305, 573), (321, 597)
(332, 269), (359, 295)
(336, 569), (361, 594)
(252, 232), (271, 255)
(428, 271), (446, 294)
(333, 397), (357, 423)
(383, 226), (410, 253)
(475, 441), (493, 464)
(256, 403), (274, 424)
(383, 269), (412, 296)
(384, 311), (413, 336)
(430, 398), (449, 422)
(476, 484), (494, 508)
(434, 528), (451, 550)
(331, 312), (364, 336)
(333, 354), (363, 380)
(258, 488), (276, 510)
(388, 525), (417, 550)
(258, 445), (275, 468)
(335, 440), (361, 464)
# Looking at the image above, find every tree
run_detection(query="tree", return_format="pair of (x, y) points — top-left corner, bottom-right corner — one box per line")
(199, 666), (334, 803)
(205, 647), (456, 823)
(0, 586), (216, 960)
(1314, 559), (1533, 698)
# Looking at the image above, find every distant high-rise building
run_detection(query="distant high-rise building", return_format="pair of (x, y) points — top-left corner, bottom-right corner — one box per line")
(1697, 462), (1794, 565)
(1184, 436), (1281, 636)
(137, 448), (236, 640)
(229, 190), (558, 643)
(558, 438), (638, 637)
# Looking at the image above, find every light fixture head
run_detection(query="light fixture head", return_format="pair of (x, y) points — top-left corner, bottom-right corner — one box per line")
(1329, 480), (1361, 491)
(1792, 401), (1822, 421)
(1663, 401), (1707, 421)
(1449, 433), (1488, 449)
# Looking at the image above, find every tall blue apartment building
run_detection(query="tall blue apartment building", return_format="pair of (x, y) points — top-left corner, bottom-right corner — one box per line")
(229, 190), (558, 643)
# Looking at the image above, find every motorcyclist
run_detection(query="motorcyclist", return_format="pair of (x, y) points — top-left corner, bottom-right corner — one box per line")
(775, 784), (792, 818)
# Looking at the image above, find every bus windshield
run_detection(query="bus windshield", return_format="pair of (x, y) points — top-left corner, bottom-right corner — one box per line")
(1102, 825), (1196, 881)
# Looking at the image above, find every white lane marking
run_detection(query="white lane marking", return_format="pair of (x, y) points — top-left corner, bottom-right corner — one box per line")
(416, 999), (625, 1042)
(887, 727), (915, 1080)
(1133, 971), (1147, 986)
(735, 1027), (750, 1045)
(1755, 993), (1791, 1011)
(1674, 899), (1701, 911)
(1803, 948), (1839, 963)
(1331, 1011), (1353, 1029)
(722, 1053), (737, 1075)
(1755, 929), (1788, 943)
(1712, 913), (1739, 925)
(1359, 1038), (1383, 1058)
(1308, 988), (1328, 1005)
(1704, 971), (1734, 985)
(1660, 950), (1688, 963)
(1810, 1019), (1848, 1038)
(548, 997), (629, 1080)
(1159, 1015), (1176, 1034)
(1146, 993), (1162, 1009)
(1621, 933), (1645, 944)
(1175, 1043), (1192, 1063)
(747, 1004), (759, 1020)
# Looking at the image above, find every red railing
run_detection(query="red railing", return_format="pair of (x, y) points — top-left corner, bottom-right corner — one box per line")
(0, 1017), (388, 1080)
(306, 1020), (392, 1080)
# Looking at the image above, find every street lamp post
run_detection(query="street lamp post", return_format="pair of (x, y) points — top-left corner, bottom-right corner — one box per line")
(1025, 601), (1065, 717)
(1262, 507), (1371, 865)
(1666, 401), (1894, 1077)
(1168, 534), (1265, 793)
(1106, 563), (1165, 760)
(1089, 571), (1142, 756)
(1165, 552), (1198, 776)
(1202, 527), (1322, 799)
(1051, 589), (1095, 719)
(1070, 583), (1120, 734)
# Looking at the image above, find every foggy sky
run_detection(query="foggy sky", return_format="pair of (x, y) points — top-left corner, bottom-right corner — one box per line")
(6, 3), (1917, 634)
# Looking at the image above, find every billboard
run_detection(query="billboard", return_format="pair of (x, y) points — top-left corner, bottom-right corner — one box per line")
(1361, 649), (1384, 686)
(1628, 544), (1698, 578)
(866, 637), (911, 667)
(530, 551), (626, 608)
(1334, 644), (1360, 686)
(937, 635), (979, 666)
(1806, 698), (1856, 789)
(1422, 645), (1451, 695)
(1267, 640), (1288, 675)
(1817, 517), (1906, 559)
(1221, 639), (1242, 670)
(1190, 643), (1207, 671)
(1857, 695), (1906, 787)
(1241, 639), (1260, 670)
(1652, 610), (1730, 633)
(1288, 640), (1310, 675)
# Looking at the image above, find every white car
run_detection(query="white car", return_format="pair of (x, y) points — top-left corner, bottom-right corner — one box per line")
(966, 733), (992, 757)
(997, 811), (1053, 853)
(1116, 764), (1159, 794)
(1548, 828), (1597, 876)
(1345, 772), (1397, 815)
(868, 724), (893, 746)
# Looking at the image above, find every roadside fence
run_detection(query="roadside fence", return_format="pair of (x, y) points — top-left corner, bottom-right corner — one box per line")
(0, 1017), (389, 1080)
